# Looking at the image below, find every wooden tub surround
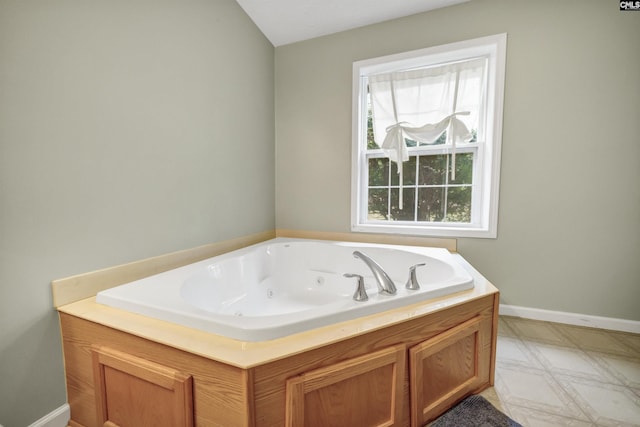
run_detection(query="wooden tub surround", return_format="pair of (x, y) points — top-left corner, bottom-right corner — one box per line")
(54, 231), (499, 427)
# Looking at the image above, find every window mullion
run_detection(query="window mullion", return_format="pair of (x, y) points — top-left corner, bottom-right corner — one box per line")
(414, 155), (419, 221)
(387, 158), (391, 220)
(443, 154), (450, 221)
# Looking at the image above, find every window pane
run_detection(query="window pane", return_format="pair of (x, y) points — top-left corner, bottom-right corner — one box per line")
(446, 187), (472, 222)
(368, 158), (389, 186)
(368, 188), (388, 220)
(450, 153), (473, 185)
(388, 156), (416, 186)
(390, 188), (416, 221)
(418, 155), (447, 185)
(417, 187), (445, 222)
(390, 161), (399, 186)
(366, 95), (377, 149)
(403, 156), (416, 185)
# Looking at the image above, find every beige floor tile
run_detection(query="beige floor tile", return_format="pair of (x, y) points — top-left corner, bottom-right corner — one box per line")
(556, 374), (640, 426)
(497, 336), (544, 368)
(494, 363), (588, 420)
(555, 324), (638, 357)
(498, 317), (518, 338)
(503, 317), (576, 347)
(526, 341), (619, 383)
(492, 317), (640, 426)
(616, 332), (640, 354)
(591, 352), (640, 389)
(507, 405), (596, 427)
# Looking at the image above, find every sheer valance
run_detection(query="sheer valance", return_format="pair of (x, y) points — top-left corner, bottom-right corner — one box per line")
(368, 58), (486, 207)
(379, 111), (472, 172)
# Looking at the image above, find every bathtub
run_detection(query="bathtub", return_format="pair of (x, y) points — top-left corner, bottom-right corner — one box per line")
(96, 238), (474, 341)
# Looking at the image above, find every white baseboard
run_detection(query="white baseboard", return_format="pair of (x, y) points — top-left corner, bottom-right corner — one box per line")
(500, 304), (640, 334)
(28, 403), (69, 427)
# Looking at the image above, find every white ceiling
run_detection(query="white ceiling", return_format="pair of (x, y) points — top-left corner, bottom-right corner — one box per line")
(235, 0), (470, 47)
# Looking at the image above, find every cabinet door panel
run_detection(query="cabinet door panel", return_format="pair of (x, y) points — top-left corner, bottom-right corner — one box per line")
(92, 346), (193, 427)
(285, 344), (405, 427)
(409, 316), (482, 427)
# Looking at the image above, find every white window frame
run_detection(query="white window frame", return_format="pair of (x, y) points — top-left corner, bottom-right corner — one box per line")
(351, 34), (507, 238)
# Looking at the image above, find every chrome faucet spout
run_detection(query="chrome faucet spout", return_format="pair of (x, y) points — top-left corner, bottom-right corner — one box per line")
(352, 250), (397, 295)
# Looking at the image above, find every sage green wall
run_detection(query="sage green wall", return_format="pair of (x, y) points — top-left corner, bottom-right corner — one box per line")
(275, 0), (640, 320)
(0, 1), (274, 425)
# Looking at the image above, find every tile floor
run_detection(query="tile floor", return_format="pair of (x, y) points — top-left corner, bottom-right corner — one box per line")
(479, 316), (640, 427)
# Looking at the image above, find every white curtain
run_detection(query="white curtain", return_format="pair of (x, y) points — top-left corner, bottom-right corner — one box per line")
(369, 58), (486, 208)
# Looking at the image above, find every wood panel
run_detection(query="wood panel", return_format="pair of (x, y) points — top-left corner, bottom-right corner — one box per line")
(60, 313), (254, 427)
(409, 316), (486, 426)
(253, 295), (496, 427)
(60, 293), (497, 427)
(489, 292), (500, 386)
(285, 345), (405, 427)
(92, 346), (193, 427)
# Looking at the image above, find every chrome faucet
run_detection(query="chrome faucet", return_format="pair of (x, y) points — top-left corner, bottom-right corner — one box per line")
(344, 273), (369, 302)
(352, 251), (397, 295)
(406, 263), (426, 290)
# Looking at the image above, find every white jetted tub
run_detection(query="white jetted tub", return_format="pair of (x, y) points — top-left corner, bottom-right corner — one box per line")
(96, 238), (474, 341)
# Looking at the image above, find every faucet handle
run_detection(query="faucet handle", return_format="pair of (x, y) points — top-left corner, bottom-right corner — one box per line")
(405, 263), (426, 290)
(344, 273), (368, 302)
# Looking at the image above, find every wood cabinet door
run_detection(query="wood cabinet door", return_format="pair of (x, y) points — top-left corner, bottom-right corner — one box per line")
(92, 346), (193, 427)
(285, 344), (405, 427)
(409, 316), (483, 427)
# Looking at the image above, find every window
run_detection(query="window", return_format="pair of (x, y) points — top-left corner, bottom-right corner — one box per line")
(351, 34), (506, 238)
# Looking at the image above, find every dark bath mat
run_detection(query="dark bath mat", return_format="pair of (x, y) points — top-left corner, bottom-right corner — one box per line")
(429, 395), (523, 427)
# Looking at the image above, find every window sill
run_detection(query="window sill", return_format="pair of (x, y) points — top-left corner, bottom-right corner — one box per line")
(352, 223), (497, 239)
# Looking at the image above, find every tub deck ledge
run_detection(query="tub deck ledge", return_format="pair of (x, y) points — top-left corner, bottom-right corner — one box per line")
(57, 252), (497, 369)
